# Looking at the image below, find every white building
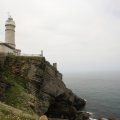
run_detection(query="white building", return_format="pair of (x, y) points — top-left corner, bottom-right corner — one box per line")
(0, 16), (21, 55)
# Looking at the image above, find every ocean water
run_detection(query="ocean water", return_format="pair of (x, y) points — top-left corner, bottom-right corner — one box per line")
(63, 72), (120, 119)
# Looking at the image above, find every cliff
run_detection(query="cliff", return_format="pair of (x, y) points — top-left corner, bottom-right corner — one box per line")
(0, 55), (86, 119)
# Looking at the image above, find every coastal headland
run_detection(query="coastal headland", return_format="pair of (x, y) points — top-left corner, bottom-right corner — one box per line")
(0, 55), (86, 120)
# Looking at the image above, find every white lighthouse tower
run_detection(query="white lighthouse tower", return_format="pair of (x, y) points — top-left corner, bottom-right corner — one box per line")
(0, 16), (21, 55)
(5, 16), (15, 48)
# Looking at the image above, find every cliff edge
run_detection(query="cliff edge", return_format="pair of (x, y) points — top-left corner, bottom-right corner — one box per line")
(0, 55), (86, 119)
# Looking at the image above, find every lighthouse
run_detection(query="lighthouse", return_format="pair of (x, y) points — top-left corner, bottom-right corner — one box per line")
(5, 16), (16, 48)
(0, 16), (21, 55)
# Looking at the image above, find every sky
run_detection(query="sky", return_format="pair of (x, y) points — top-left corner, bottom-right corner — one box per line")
(0, 0), (120, 73)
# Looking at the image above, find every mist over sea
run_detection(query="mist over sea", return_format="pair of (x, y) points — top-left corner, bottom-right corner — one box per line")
(63, 71), (120, 119)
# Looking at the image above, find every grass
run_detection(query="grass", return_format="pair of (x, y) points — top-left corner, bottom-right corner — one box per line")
(0, 69), (34, 114)
(0, 69), (39, 119)
(0, 102), (39, 120)
(0, 55), (45, 119)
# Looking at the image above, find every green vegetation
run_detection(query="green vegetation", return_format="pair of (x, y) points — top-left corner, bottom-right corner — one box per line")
(0, 102), (39, 120)
(1, 71), (28, 109)
(0, 67), (34, 114)
(0, 55), (44, 119)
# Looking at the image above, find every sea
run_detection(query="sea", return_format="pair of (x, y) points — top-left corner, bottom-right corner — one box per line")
(63, 71), (120, 119)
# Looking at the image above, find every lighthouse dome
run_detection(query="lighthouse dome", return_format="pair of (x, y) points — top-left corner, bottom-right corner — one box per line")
(5, 16), (15, 26)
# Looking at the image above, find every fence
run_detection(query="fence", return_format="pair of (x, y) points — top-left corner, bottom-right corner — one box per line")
(20, 53), (43, 57)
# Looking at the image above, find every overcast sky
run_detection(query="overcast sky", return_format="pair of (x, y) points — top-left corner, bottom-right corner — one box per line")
(0, 0), (120, 73)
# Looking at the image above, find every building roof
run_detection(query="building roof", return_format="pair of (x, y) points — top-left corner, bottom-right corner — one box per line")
(5, 16), (15, 26)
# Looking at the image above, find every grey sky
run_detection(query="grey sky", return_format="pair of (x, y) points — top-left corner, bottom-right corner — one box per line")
(0, 0), (120, 73)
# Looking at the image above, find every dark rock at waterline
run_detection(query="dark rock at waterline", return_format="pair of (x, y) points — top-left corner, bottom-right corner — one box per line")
(76, 111), (92, 120)
(98, 118), (117, 120)
(48, 111), (92, 120)
(44, 88), (86, 118)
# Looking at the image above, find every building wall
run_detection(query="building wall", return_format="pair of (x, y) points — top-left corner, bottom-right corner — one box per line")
(0, 45), (4, 53)
(0, 44), (14, 54)
(5, 28), (15, 48)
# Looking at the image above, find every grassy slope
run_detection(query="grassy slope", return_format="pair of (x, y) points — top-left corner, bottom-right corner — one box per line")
(0, 57), (39, 119)
(0, 69), (33, 112)
(0, 102), (39, 120)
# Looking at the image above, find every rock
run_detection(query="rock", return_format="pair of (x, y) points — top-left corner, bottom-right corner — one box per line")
(39, 115), (48, 120)
(76, 111), (92, 120)
(89, 118), (97, 120)
(108, 118), (117, 120)
(0, 81), (10, 99)
(0, 56), (86, 118)
(68, 106), (77, 120)
(98, 118), (108, 120)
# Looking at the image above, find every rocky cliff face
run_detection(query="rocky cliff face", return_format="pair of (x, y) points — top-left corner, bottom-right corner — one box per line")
(0, 55), (86, 118)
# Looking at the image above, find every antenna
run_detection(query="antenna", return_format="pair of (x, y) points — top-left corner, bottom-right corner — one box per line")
(7, 12), (11, 18)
